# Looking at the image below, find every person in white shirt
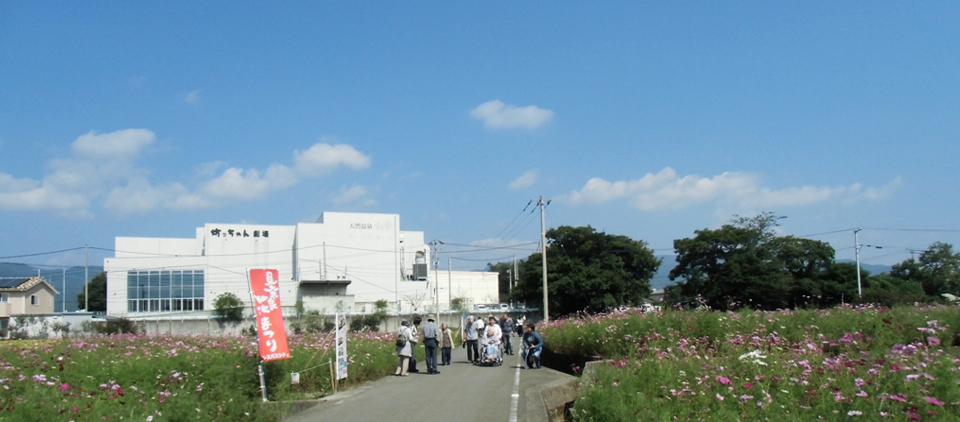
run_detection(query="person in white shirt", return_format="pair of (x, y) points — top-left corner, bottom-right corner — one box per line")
(485, 316), (502, 340)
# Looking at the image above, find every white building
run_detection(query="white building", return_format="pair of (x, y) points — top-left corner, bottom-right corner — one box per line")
(104, 212), (498, 318)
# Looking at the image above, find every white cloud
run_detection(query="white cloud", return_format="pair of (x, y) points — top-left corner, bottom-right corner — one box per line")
(184, 90), (201, 104)
(470, 100), (554, 130)
(332, 184), (378, 207)
(0, 129), (373, 216)
(201, 164), (298, 200)
(566, 167), (900, 212)
(0, 173), (40, 192)
(509, 169), (538, 190)
(294, 142), (371, 175)
(104, 179), (197, 214)
(72, 129), (155, 157)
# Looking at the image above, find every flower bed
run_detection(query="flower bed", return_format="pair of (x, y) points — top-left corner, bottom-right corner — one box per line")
(539, 305), (960, 421)
(0, 331), (396, 421)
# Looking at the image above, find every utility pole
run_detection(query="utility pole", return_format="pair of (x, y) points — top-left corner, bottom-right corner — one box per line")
(429, 240), (443, 317)
(854, 228), (862, 298)
(84, 244), (89, 312)
(537, 196), (550, 321)
(62, 269), (66, 313)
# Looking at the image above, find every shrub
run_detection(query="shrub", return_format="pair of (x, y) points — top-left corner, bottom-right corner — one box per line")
(213, 292), (245, 321)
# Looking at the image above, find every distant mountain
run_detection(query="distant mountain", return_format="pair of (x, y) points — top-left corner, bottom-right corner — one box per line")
(0, 262), (104, 312)
(838, 261), (892, 276)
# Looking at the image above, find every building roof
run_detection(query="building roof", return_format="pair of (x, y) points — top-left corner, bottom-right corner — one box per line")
(0, 276), (59, 294)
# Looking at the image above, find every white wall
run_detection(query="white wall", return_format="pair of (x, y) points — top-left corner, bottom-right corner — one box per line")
(104, 212), (496, 318)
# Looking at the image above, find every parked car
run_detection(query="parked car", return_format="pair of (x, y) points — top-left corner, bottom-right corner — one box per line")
(499, 303), (509, 311)
(476, 304), (488, 312)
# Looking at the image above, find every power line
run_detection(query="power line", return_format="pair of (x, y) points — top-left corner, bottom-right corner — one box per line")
(0, 247), (86, 260)
(862, 227), (960, 233)
(490, 200), (533, 241)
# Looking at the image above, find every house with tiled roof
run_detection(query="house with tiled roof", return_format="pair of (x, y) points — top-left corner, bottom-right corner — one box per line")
(0, 277), (59, 329)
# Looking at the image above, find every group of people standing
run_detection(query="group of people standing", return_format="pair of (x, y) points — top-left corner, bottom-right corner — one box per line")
(395, 312), (542, 376)
(395, 315), (454, 376)
(462, 314), (515, 363)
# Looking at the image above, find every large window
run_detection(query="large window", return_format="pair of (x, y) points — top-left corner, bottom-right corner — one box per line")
(127, 270), (205, 313)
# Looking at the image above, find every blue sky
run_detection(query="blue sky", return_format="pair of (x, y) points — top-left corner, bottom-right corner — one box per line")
(2, 2), (959, 273)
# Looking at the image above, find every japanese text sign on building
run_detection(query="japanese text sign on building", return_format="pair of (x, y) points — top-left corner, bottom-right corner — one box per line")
(249, 269), (291, 362)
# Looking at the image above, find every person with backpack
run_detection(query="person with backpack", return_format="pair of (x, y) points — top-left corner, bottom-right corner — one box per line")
(395, 319), (413, 376)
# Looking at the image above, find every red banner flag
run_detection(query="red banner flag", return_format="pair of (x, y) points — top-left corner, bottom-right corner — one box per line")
(249, 269), (291, 362)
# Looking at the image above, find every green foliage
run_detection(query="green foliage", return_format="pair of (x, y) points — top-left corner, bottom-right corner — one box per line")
(670, 213), (843, 310)
(0, 332), (398, 420)
(349, 303), (387, 332)
(542, 305), (960, 421)
(291, 311), (335, 334)
(487, 261), (515, 302)
(213, 292), (245, 321)
(510, 225), (661, 317)
(80, 317), (140, 335)
(294, 300), (305, 319)
(891, 242), (960, 296)
(76, 271), (107, 312)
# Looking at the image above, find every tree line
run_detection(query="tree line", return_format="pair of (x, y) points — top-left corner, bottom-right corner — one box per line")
(503, 213), (960, 317)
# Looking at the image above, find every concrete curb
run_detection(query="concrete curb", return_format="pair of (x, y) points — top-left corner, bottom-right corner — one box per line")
(540, 376), (579, 421)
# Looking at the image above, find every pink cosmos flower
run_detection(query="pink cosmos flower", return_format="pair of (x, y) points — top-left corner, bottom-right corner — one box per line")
(59, 383), (70, 391)
(717, 376), (730, 385)
(924, 396), (945, 406)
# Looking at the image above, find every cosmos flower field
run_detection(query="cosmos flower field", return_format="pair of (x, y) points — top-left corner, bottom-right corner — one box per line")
(0, 331), (396, 421)
(538, 304), (960, 421)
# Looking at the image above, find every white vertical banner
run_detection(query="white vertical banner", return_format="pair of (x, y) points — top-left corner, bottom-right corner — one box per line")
(335, 313), (348, 380)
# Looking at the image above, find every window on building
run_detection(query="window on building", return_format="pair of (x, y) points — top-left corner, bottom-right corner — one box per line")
(30, 295), (38, 305)
(127, 270), (205, 313)
(0, 293), (8, 303)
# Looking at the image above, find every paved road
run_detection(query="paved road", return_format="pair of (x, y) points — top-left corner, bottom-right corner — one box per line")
(282, 348), (572, 422)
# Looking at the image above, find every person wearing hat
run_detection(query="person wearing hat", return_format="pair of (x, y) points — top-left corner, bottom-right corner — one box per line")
(421, 315), (441, 374)
(395, 319), (414, 376)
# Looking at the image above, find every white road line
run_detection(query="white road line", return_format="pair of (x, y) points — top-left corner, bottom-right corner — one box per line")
(508, 353), (522, 422)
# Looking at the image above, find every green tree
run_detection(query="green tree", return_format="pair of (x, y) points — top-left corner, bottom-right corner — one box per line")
(77, 272), (107, 312)
(509, 225), (660, 317)
(669, 213), (837, 310)
(891, 242), (960, 296)
(487, 261), (515, 302)
(213, 292), (244, 321)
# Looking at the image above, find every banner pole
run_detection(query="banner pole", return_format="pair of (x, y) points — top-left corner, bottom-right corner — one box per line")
(247, 269), (269, 402)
